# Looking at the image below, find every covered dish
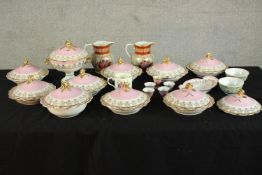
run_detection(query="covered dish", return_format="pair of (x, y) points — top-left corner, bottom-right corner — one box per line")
(6, 59), (49, 84)
(8, 75), (55, 105)
(100, 57), (142, 80)
(217, 89), (261, 116)
(100, 83), (150, 115)
(146, 57), (188, 81)
(40, 81), (92, 118)
(68, 69), (106, 95)
(45, 40), (89, 80)
(187, 53), (227, 77)
(163, 83), (214, 115)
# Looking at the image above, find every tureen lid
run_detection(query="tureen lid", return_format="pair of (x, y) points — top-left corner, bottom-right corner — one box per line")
(9, 75), (55, 100)
(146, 57), (188, 80)
(101, 57), (142, 79)
(6, 59), (49, 83)
(49, 41), (88, 61)
(164, 83), (214, 109)
(42, 81), (92, 107)
(217, 89), (261, 116)
(68, 69), (106, 93)
(101, 83), (149, 108)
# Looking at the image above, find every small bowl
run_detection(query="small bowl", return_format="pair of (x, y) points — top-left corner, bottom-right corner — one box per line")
(225, 68), (249, 81)
(153, 76), (162, 86)
(144, 82), (156, 88)
(163, 81), (175, 89)
(218, 77), (244, 94)
(143, 87), (155, 97)
(158, 86), (170, 96)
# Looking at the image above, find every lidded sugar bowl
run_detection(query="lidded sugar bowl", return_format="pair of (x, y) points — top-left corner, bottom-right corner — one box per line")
(217, 89), (261, 116)
(187, 53), (227, 77)
(100, 57), (142, 80)
(68, 69), (107, 95)
(163, 83), (214, 115)
(146, 57), (188, 81)
(100, 83), (150, 115)
(45, 41), (89, 81)
(41, 81), (92, 118)
(6, 59), (49, 84)
(8, 75), (55, 105)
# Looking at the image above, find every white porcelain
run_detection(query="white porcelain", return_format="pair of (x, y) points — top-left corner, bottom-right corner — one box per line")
(217, 90), (261, 116)
(6, 59), (49, 84)
(142, 87), (155, 97)
(219, 77), (244, 94)
(158, 86), (170, 96)
(163, 81), (175, 89)
(179, 76), (218, 93)
(107, 72), (133, 89)
(225, 68), (249, 81)
(144, 82), (156, 88)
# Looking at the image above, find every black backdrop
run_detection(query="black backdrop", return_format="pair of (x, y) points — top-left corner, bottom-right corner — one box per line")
(0, 67), (262, 175)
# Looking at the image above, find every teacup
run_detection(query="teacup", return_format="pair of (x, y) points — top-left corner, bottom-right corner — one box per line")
(158, 86), (170, 96)
(163, 81), (175, 89)
(143, 87), (155, 97)
(225, 68), (249, 81)
(107, 73), (132, 89)
(218, 77), (244, 94)
(144, 82), (156, 88)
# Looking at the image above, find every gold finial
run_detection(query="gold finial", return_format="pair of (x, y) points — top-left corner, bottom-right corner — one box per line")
(122, 82), (130, 92)
(79, 69), (86, 78)
(237, 89), (245, 97)
(61, 81), (70, 92)
(206, 53), (213, 59)
(64, 40), (75, 50)
(185, 83), (193, 90)
(117, 57), (123, 64)
(26, 75), (34, 84)
(23, 59), (29, 66)
(162, 56), (170, 64)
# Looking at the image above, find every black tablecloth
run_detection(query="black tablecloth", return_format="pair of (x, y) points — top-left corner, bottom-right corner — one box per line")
(0, 67), (262, 175)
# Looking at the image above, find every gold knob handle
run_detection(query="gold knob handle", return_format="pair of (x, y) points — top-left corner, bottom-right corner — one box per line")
(23, 59), (29, 66)
(79, 69), (86, 78)
(60, 81), (71, 92)
(206, 53), (213, 59)
(26, 75), (34, 84)
(162, 56), (170, 64)
(237, 89), (245, 97)
(117, 57), (123, 64)
(45, 58), (50, 65)
(64, 40), (75, 51)
(185, 83), (193, 90)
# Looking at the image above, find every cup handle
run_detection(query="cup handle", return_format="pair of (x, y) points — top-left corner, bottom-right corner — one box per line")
(107, 77), (116, 88)
(125, 43), (134, 58)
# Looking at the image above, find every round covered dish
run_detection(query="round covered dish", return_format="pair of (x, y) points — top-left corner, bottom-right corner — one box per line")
(100, 57), (142, 80)
(163, 83), (214, 115)
(146, 57), (188, 81)
(217, 89), (261, 116)
(6, 59), (49, 84)
(40, 81), (92, 118)
(100, 83), (150, 115)
(187, 53), (227, 77)
(8, 75), (55, 105)
(68, 69), (107, 95)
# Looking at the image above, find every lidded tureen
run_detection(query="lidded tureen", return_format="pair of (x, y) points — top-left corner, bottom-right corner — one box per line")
(163, 83), (214, 115)
(6, 59), (49, 84)
(187, 53), (227, 77)
(45, 41), (89, 81)
(40, 81), (92, 118)
(146, 57), (188, 81)
(217, 89), (261, 116)
(100, 57), (142, 80)
(68, 69), (107, 95)
(8, 75), (55, 105)
(100, 83), (150, 115)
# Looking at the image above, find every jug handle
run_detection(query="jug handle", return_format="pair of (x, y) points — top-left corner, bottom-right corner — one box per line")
(125, 43), (133, 58)
(83, 43), (93, 63)
(107, 77), (116, 89)
(84, 43), (93, 51)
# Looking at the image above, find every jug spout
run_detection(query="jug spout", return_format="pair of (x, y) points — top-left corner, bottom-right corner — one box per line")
(93, 41), (114, 47)
(135, 41), (155, 47)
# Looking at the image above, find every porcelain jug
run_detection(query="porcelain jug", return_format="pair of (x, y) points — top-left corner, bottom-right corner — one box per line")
(107, 72), (132, 89)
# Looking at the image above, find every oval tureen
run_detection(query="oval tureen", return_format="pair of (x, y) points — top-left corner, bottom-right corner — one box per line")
(187, 53), (227, 77)
(6, 59), (49, 84)
(146, 57), (188, 81)
(217, 89), (261, 116)
(45, 41), (89, 80)
(163, 83), (214, 115)
(68, 69), (107, 95)
(40, 81), (92, 118)
(8, 75), (55, 105)
(100, 83), (150, 115)
(100, 57), (142, 80)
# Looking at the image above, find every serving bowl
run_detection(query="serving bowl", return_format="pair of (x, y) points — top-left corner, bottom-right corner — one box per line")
(218, 77), (244, 94)
(225, 68), (249, 81)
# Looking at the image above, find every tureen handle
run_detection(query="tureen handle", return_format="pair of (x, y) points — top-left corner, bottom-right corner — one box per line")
(125, 43), (134, 58)
(107, 77), (116, 89)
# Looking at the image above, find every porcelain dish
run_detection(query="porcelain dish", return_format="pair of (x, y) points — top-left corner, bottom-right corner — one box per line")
(187, 53), (227, 77)
(217, 90), (261, 116)
(163, 83), (214, 115)
(6, 59), (49, 84)
(225, 68), (249, 81)
(218, 77), (244, 94)
(8, 75), (55, 105)
(68, 69), (106, 95)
